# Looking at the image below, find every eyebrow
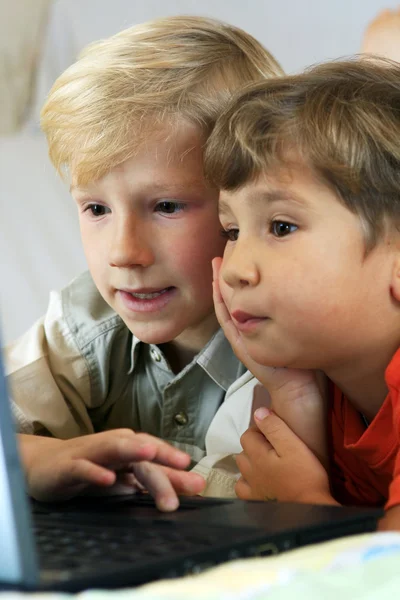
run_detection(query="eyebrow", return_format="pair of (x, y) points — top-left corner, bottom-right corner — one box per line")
(218, 199), (235, 220)
(70, 180), (207, 195)
(219, 189), (307, 214)
(69, 183), (89, 194)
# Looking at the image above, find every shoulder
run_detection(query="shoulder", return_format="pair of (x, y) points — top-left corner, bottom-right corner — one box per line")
(6, 271), (133, 377)
(225, 370), (257, 402)
(60, 271), (126, 348)
(59, 272), (134, 402)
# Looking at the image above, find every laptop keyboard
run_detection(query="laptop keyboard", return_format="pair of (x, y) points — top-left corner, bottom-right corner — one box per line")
(33, 516), (232, 574)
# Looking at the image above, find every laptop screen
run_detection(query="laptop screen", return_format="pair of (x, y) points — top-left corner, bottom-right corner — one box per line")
(0, 345), (38, 586)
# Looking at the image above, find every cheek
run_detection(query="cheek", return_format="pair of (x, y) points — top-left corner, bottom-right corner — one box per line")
(174, 243), (216, 285)
(199, 218), (227, 257)
(219, 276), (233, 307)
(170, 223), (226, 276)
(82, 237), (101, 266)
(80, 229), (95, 264)
(80, 227), (108, 275)
(274, 261), (358, 333)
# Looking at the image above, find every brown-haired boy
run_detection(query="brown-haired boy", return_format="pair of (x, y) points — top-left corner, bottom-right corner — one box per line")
(201, 57), (400, 529)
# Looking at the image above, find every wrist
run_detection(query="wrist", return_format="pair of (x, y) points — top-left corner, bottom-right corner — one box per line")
(378, 505), (400, 531)
(296, 490), (339, 506)
(18, 433), (62, 472)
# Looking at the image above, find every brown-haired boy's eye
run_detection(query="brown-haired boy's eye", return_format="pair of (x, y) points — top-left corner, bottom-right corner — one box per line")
(220, 228), (238, 241)
(271, 221), (297, 237)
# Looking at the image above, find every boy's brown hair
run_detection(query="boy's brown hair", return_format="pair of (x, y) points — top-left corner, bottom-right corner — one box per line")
(205, 57), (400, 249)
(40, 15), (282, 187)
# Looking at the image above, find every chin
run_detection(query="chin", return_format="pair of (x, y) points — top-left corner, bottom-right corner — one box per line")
(246, 345), (291, 369)
(249, 347), (317, 370)
(128, 329), (176, 345)
(123, 321), (183, 345)
(258, 357), (291, 369)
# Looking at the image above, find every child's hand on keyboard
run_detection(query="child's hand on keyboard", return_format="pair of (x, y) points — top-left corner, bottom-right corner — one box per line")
(18, 430), (205, 511)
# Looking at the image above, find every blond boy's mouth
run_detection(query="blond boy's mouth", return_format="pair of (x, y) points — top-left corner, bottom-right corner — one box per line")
(121, 287), (174, 299)
(117, 287), (177, 313)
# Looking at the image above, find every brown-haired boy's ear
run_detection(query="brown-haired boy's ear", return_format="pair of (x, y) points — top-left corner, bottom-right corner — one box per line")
(390, 254), (400, 303)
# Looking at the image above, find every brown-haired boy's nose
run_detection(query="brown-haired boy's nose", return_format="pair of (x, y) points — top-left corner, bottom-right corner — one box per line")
(221, 241), (260, 289)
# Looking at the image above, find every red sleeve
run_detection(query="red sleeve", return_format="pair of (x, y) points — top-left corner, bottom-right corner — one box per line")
(384, 358), (400, 510)
(330, 381), (391, 507)
(387, 470), (400, 510)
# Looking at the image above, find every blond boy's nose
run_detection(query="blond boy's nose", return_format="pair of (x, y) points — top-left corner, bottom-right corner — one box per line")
(109, 220), (154, 268)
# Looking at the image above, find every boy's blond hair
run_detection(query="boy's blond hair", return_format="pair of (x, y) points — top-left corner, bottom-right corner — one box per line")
(41, 15), (282, 186)
(205, 57), (400, 249)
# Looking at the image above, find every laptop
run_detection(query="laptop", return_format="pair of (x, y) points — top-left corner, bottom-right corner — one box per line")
(0, 346), (381, 593)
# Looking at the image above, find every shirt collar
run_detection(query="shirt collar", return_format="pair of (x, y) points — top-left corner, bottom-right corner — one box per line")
(128, 335), (143, 374)
(196, 328), (243, 391)
(128, 328), (242, 391)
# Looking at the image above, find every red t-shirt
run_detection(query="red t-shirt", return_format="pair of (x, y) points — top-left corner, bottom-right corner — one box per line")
(330, 347), (400, 510)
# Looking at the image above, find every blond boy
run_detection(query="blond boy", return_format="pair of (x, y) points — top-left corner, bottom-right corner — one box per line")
(201, 57), (400, 529)
(6, 16), (283, 510)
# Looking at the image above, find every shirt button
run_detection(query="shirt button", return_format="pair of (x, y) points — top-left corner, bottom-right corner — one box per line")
(150, 348), (161, 362)
(174, 411), (188, 426)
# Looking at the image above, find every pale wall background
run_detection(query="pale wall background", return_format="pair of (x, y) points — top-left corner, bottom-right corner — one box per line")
(0, 0), (398, 343)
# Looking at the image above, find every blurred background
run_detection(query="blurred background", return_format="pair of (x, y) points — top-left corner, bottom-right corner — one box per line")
(0, 0), (398, 343)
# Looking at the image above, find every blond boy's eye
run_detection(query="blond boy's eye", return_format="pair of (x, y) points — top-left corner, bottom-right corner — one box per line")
(87, 204), (111, 217)
(271, 221), (297, 237)
(156, 201), (185, 214)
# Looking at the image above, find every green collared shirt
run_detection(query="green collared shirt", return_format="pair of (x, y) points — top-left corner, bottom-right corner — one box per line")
(6, 271), (245, 463)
